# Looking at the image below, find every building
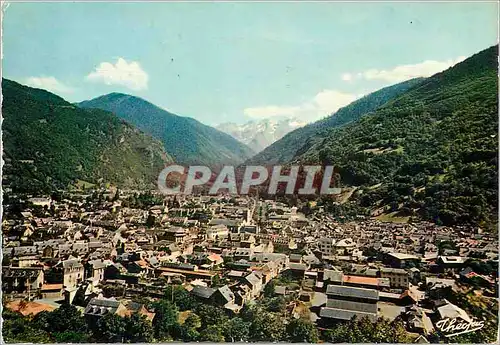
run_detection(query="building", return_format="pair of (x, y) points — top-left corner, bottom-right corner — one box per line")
(2, 267), (44, 297)
(84, 297), (154, 326)
(319, 237), (356, 257)
(206, 224), (229, 240)
(319, 237), (336, 257)
(86, 259), (106, 283)
(62, 259), (85, 289)
(380, 267), (409, 289)
(161, 227), (188, 243)
(319, 285), (379, 323)
(243, 272), (262, 298)
(383, 252), (420, 268)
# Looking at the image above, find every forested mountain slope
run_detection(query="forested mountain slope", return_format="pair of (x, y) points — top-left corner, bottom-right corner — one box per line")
(295, 45), (498, 227)
(2, 79), (172, 193)
(78, 93), (255, 167)
(246, 78), (423, 165)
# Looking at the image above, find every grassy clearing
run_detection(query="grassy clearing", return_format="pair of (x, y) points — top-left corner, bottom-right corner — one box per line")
(375, 211), (410, 223)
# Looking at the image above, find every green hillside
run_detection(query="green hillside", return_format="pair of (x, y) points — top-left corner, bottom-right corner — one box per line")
(78, 93), (255, 167)
(295, 45), (499, 228)
(246, 78), (424, 165)
(2, 79), (173, 193)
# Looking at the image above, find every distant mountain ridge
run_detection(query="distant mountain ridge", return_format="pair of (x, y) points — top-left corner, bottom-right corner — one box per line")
(246, 78), (424, 165)
(2, 79), (172, 193)
(216, 117), (307, 153)
(78, 93), (255, 167)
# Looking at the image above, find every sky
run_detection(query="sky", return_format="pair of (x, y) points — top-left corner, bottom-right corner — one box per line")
(2, 1), (498, 126)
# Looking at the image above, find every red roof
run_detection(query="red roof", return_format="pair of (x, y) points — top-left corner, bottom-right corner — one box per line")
(343, 275), (379, 286)
(7, 300), (56, 316)
(41, 283), (63, 291)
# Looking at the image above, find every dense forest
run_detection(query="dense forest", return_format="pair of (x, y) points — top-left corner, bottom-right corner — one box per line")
(294, 45), (498, 228)
(78, 93), (255, 167)
(2, 79), (172, 193)
(250, 46), (498, 229)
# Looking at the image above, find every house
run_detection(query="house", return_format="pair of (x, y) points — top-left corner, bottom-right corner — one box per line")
(335, 238), (357, 255)
(433, 301), (474, 337)
(425, 277), (456, 300)
(162, 227), (188, 243)
(191, 285), (215, 301)
(379, 267), (409, 289)
(319, 237), (336, 257)
(285, 263), (308, 279)
(383, 252), (420, 268)
(2, 267), (44, 297)
(227, 270), (247, 282)
(41, 283), (64, 299)
(437, 256), (466, 272)
(240, 225), (259, 234)
(86, 259), (106, 283)
(105, 262), (127, 280)
(211, 285), (239, 311)
(13, 255), (40, 268)
(322, 269), (344, 287)
(274, 286), (287, 296)
(61, 259), (85, 289)
(209, 219), (242, 233)
(206, 224), (229, 240)
(405, 306), (435, 335)
(28, 197), (52, 208)
(84, 297), (125, 326)
(84, 297), (154, 325)
(243, 272), (263, 297)
(343, 275), (381, 290)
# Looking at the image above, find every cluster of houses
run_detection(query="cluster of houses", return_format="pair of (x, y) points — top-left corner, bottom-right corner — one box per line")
(2, 191), (498, 341)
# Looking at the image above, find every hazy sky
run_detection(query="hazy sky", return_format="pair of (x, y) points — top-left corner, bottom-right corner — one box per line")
(3, 2), (498, 125)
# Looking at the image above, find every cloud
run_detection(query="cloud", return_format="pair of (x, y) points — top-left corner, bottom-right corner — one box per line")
(244, 89), (358, 123)
(25, 76), (74, 94)
(343, 56), (466, 84)
(313, 90), (358, 115)
(341, 73), (353, 82)
(86, 58), (148, 91)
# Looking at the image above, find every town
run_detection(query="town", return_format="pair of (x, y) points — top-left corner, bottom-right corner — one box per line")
(2, 188), (498, 343)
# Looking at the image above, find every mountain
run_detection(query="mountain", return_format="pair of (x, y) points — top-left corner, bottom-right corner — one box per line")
(78, 94), (255, 167)
(2, 79), (172, 193)
(216, 117), (307, 153)
(294, 46), (499, 227)
(246, 78), (424, 165)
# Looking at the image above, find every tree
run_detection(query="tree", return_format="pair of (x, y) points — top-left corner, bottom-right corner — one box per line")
(124, 314), (154, 342)
(3, 310), (52, 343)
(183, 313), (201, 329)
(33, 303), (87, 335)
(152, 300), (179, 340)
(265, 296), (287, 314)
(263, 279), (276, 297)
(223, 317), (250, 342)
(94, 314), (127, 342)
(171, 323), (200, 342)
(286, 318), (319, 343)
(195, 304), (228, 327)
(199, 324), (225, 342)
(53, 331), (90, 343)
(249, 311), (286, 342)
(164, 285), (197, 311)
